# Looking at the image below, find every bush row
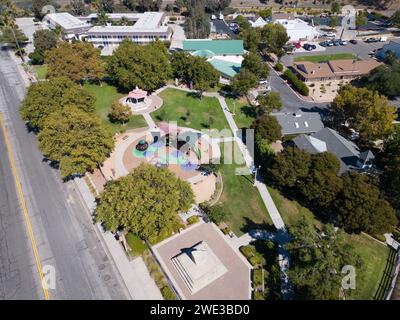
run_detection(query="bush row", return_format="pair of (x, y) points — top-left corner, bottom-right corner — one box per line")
(283, 70), (309, 96)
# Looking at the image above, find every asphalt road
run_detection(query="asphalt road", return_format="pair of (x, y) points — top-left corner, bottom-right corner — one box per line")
(0, 123), (41, 299)
(0, 49), (129, 300)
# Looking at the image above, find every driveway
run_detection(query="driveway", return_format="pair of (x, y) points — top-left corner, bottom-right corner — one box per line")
(16, 17), (44, 55)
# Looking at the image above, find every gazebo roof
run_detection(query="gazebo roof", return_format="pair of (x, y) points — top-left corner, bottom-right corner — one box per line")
(128, 87), (147, 99)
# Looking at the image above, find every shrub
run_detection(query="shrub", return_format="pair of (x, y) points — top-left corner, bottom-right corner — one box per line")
(169, 16), (177, 22)
(222, 227), (231, 235)
(393, 228), (400, 241)
(240, 245), (255, 259)
(253, 291), (265, 300)
(283, 70), (309, 96)
(187, 215), (199, 225)
(161, 286), (176, 300)
(274, 62), (284, 72)
(249, 255), (263, 267)
(253, 268), (263, 287)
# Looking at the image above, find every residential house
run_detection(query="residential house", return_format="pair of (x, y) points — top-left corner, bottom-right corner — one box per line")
(293, 59), (382, 82)
(377, 38), (400, 60)
(293, 127), (375, 174)
(274, 111), (324, 136)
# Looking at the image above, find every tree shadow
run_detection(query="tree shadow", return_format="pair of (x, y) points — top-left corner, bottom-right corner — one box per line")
(240, 216), (277, 235)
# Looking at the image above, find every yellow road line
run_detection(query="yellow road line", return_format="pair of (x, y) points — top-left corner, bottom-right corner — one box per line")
(0, 111), (50, 300)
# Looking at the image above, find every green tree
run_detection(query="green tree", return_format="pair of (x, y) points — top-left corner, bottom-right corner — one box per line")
(257, 92), (282, 114)
(259, 8), (272, 19)
(107, 39), (171, 92)
(97, 0), (114, 13)
(286, 217), (362, 300)
(32, 0), (51, 20)
(240, 27), (261, 52)
(108, 101), (132, 124)
(46, 41), (105, 83)
(187, 57), (219, 95)
(391, 10), (400, 27)
(251, 114), (282, 143)
(20, 77), (95, 130)
(301, 152), (343, 208)
(330, 85), (396, 143)
(359, 63), (400, 97)
(0, 0), (17, 27)
(0, 26), (28, 48)
(241, 51), (269, 80)
(382, 127), (400, 218)
(38, 106), (114, 178)
(200, 203), (229, 224)
(170, 51), (192, 80)
(122, 0), (137, 11)
(184, 2), (210, 39)
(29, 29), (58, 64)
(356, 12), (368, 27)
(331, 1), (341, 14)
(231, 68), (258, 96)
(70, 0), (86, 16)
(268, 147), (311, 188)
(334, 172), (397, 235)
(260, 23), (289, 56)
(96, 163), (194, 238)
(329, 16), (338, 28)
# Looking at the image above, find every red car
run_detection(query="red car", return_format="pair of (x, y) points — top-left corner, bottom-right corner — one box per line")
(295, 42), (301, 49)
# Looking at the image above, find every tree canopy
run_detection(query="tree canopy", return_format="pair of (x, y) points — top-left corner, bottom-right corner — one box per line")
(257, 92), (282, 115)
(358, 63), (400, 98)
(251, 114), (282, 143)
(96, 163), (194, 239)
(287, 217), (362, 300)
(241, 51), (269, 80)
(20, 77), (95, 130)
(38, 106), (114, 178)
(108, 101), (132, 124)
(183, 1), (210, 39)
(260, 23), (289, 56)
(107, 39), (171, 92)
(300, 152), (343, 209)
(45, 41), (105, 83)
(268, 147), (311, 188)
(330, 85), (396, 143)
(231, 68), (258, 96)
(334, 172), (397, 235)
(29, 29), (58, 64)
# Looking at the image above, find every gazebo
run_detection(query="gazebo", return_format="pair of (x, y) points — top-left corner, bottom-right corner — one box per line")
(126, 86), (147, 104)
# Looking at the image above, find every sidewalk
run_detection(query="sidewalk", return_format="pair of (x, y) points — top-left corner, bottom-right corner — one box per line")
(75, 177), (163, 300)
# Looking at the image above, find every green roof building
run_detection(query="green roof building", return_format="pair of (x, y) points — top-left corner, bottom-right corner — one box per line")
(182, 40), (245, 56)
(208, 58), (242, 78)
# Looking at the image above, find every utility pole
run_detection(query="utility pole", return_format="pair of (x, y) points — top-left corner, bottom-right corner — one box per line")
(253, 165), (261, 187)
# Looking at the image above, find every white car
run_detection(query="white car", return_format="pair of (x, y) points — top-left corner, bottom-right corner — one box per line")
(259, 79), (268, 85)
(325, 33), (336, 38)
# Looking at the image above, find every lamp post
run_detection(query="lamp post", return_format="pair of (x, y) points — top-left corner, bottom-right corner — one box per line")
(253, 165), (261, 187)
(232, 100), (236, 116)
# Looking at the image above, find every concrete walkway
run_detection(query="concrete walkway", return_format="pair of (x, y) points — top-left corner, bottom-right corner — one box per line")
(143, 112), (157, 129)
(74, 177), (163, 300)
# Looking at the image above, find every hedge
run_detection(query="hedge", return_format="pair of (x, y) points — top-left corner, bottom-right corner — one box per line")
(283, 70), (309, 96)
(274, 62), (284, 72)
(240, 245), (255, 259)
(249, 255), (263, 267)
(187, 215), (199, 225)
(161, 286), (176, 300)
(253, 268), (263, 287)
(125, 233), (146, 256)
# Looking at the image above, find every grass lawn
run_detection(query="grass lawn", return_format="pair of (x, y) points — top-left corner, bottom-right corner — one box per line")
(153, 89), (231, 136)
(225, 97), (257, 129)
(33, 64), (48, 80)
(268, 187), (391, 300)
(347, 233), (390, 300)
(294, 53), (357, 63)
(218, 142), (273, 236)
(84, 83), (147, 134)
(125, 233), (146, 257)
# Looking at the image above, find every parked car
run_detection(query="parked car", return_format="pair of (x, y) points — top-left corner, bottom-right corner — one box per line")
(259, 79), (269, 85)
(349, 39), (358, 44)
(326, 41), (334, 47)
(324, 33), (336, 38)
(365, 37), (379, 43)
(294, 42), (302, 49)
(332, 39), (340, 46)
(303, 43), (316, 51)
(339, 40), (347, 45)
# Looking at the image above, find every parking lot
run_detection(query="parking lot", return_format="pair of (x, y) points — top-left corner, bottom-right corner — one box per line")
(281, 39), (389, 66)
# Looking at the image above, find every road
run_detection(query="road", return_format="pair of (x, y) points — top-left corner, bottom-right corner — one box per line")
(0, 49), (129, 300)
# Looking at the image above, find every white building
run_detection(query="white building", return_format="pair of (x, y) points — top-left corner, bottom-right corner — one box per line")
(275, 18), (320, 42)
(43, 12), (172, 51)
(43, 12), (91, 39)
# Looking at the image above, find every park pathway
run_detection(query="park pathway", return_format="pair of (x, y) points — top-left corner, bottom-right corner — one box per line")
(144, 85), (293, 299)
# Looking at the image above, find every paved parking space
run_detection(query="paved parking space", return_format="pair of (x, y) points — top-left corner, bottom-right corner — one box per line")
(282, 40), (389, 66)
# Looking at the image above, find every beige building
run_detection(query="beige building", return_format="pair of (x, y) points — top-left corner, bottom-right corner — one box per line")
(293, 59), (382, 82)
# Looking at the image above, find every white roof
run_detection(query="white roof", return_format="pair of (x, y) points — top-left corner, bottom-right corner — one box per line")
(251, 17), (268, 28)
(45, 12), (90, 30)
(133, 12), (165, 29)
(87, 25), (170, 34)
